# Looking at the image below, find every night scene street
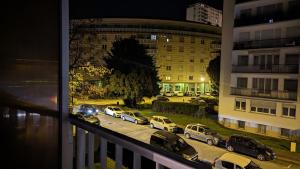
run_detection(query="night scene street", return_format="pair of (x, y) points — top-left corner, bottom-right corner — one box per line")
(1, 0), (300, 169)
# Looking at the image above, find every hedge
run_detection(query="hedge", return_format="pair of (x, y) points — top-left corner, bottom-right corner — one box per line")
(152, 101), (201, 115)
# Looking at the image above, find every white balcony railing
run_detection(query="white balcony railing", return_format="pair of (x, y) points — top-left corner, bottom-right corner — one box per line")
(69, 114), (211, 169)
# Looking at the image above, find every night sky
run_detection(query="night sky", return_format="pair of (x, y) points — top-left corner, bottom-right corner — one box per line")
(70, 0), (223, 20)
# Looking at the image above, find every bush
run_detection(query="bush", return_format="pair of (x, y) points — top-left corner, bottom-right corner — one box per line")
(152, 101), (200, 115)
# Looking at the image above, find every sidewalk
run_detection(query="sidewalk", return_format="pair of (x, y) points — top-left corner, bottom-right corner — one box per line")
(276, 148), (300, 165)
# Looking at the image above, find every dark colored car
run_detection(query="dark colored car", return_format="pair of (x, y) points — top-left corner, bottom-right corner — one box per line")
(150, 130), (198, 161)
(121, 111), (149, 124)
(76, 112), (100, 125)
(226, 135), (276, 161)
(152, 96), (169, 103)
(78, 104), (99, 115)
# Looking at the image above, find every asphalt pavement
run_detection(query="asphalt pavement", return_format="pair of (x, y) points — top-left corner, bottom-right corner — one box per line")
(95, 113), (300, 169)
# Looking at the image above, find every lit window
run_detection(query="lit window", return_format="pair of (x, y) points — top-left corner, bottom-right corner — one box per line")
(165, 76), (171, 80)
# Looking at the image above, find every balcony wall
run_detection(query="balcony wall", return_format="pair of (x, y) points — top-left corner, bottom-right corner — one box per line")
(234, 37), (300, 50)
(232, 64), (299, 73)
(231, 87), (297, 101)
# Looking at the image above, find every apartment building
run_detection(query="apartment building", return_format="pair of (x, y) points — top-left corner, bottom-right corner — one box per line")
(219, 0), (300, 139)
(71, 18), (221, 95)
(186, 2), (222, 27)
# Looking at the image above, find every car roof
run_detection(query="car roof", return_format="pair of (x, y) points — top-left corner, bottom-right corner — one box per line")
(218, 153), (251, 167)
(152, 130), (179, 140)
(187, 123), (207, 127)
(231, 134), (252, 140)
(152, 116), (168, 119)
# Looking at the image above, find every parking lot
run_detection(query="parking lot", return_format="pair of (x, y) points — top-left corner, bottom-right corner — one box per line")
(95, 112), (299, 169)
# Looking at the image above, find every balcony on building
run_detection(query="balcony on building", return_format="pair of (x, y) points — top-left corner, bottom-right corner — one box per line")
(234, 2), (300, 27)
(233, 37), (300, 50)
(232, 64), (299, 73)
(230, 87), (297, 101)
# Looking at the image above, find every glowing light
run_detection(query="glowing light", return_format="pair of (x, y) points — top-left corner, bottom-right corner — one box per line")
(200, 77), (205, 82)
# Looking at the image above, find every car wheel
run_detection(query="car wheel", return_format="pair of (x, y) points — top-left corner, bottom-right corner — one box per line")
(150, 123), (154, 128)
(122, 116), (125, 121)
(227, 145), (234, 152)
(134, 120), (138, 124)
(207, 139), (213, 146)
(185, 133), (190, 139)
(257, 154), (265, 161)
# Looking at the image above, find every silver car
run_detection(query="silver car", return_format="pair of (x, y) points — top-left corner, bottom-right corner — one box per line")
(184, 123), (219, 145)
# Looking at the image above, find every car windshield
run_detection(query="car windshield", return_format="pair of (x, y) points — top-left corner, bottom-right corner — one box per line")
(245, 161), (261, 169)
(250, 139), (264, 147)
(113, 108), (121, 111)
(163, 119), (172, 124)
(133, 112), (142, 117)
(174, 138), (188, 150)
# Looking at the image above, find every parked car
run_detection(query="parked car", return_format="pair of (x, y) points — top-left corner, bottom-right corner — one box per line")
(164, 91), (175, 97)
(150, 130), (198, 161)
(104, 106), (124, 118)
(77, 104), (99, 115)
(76, 112), (100, 125)
(213, 152), (261, 169)
(226, 135), (276, 161)
(188, 98), (207, 106)
(150, 116), (177, 132)
(121, 111), (149, 124)
(184, 123), (220, 145)
(153, 96), (169, 103)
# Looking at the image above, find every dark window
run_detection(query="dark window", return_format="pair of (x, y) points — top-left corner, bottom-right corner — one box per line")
(179, 36), (184, 42)
(285, 54), (299, 65)
(281, 128), (290, 137)
(282, 107), (289, 116)
(238, 121), (245, 129)
(241, 102), (246, 110)
(200, 39), (205, 44)
(198, 127), (204, 132)
(238, 55), (249, 66)
(151, 136), (164, 146)
(284, 79), (298, 92)
(270, 109), (276, 115)
(237, 78), (248, 88)
(221, 161), (234, 169)
(189, 76), (193, 80)
(251, 107), (256, 112)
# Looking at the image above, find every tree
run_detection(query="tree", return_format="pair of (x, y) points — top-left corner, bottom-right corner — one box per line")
(69, 25), (110, 105)
(105, 38), (160, 107)
(206, 55), (220, 95)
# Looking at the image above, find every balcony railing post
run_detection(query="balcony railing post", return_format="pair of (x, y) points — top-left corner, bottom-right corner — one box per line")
(133, 152), (141, 169)
(156, 163), (164, 169)
(87, 133), (94, 169)
(76, 127), (86, 169)
(115, 144), (123, 169)
(100, 137), (107, 169)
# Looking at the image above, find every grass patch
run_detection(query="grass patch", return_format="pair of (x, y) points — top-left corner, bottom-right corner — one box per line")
(139, 109), (300, 153)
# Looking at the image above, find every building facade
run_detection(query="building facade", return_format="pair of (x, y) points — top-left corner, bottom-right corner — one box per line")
(219, 0), (300, 139)
(71, 18), (221, 95)
(186, 3), (222, 27)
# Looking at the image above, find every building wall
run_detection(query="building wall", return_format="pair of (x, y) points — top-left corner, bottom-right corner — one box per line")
(186, 3), (222, 27)
(219, 0), (300, 139)
(72, 18), (221, 95)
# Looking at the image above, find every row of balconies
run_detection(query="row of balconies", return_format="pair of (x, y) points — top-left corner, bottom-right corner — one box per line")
(231, 87), (297, 101)
(234, 37), (300, 50)
(232, 64), (299, 73)
(234, 10), (300, 27)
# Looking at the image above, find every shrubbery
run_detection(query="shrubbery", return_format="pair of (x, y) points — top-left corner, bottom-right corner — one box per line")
(152, 101), (200, 115)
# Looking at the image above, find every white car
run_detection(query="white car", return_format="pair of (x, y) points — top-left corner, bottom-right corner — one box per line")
(213, 153), (261, 169)
(149, 116), (177, 132)
(104, 106), (124, 118)
(164, 91), (174, 97)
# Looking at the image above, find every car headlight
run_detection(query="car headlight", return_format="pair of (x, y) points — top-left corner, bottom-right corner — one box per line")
(87, 109), (92, 113)
(266, 151), (271, 156)
(96, 109), (99, 113)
